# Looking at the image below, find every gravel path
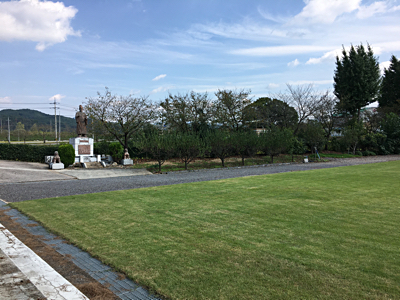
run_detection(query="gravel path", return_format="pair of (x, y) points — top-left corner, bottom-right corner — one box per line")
(1, 155), (399, 203)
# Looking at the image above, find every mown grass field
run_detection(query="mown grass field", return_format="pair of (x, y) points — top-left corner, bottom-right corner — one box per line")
(12, 161), (400, 299)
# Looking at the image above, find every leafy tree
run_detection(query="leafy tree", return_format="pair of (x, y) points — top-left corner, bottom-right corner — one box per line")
(85, 88), (155, 149)
(139, 132), (175, 173)
(334, 44), (381, 119)
(246, 97), (298, 130)
(109, 142), (124, 162)
(298, 121), (326, 155)
(231, 130), (260, 166)
(214, 89), (252, 131)
(160, 92), (213, 133)
(206, 130), (235, 167)
(259, 126), (293, 163)
(379, 55), (400, 115)
(381, 112), (400, 154)
(29, 123), (39, 135)
(174, 132), (206, 170)
(342, 121), (365, 154)
(15, 122), (25, 141)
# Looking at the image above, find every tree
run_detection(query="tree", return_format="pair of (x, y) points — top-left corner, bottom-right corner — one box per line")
(214, 89), (252, 131)
(298, 121), (326, 155)
(342, 121), (365, 154)
(312, 92), (338, 148)
(231, 130), (260, 166)
(334, 44), (381, 119)
(85, 88), (155, 149)
(259, 126), (293, 163)
(379, 55), (400, 115)
(139, 132), (175, 173)
(206, 130), (235, 167)
(15, 122), (25, 142)
(159, 92), (213, 133)
(278, 84), (326, 134)
(174, 132), (206, 170)
(246, 97), (298, 130)
(381, 113), (400, 154)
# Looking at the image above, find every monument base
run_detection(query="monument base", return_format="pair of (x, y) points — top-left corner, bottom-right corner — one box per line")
(120, 159), (133, 166)
(50, 162), (64, 170)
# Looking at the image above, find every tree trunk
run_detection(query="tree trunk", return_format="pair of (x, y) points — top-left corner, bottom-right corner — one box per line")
(158, 161), (162, 173)
(242, 156), (245, 166)
(221, 157), (225, 167)
(185, 160), (188, 170)
(270, 155), (274, 164)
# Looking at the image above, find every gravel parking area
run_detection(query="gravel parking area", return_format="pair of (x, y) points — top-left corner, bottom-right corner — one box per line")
(1, 155), (399, 203)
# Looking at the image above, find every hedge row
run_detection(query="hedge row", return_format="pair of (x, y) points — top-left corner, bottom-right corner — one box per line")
(0, 143), (60, 163)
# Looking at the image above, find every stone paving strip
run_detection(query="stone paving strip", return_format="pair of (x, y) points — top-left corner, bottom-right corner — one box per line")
(0, 221), (89, 300)
(0, 200), (162, 300)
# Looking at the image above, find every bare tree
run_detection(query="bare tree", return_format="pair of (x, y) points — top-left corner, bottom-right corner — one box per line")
(312, 91), (339, 148)
(85, 88), (155, 149)
(278, 84), (325, 134)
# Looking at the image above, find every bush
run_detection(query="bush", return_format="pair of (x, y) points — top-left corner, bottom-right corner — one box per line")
(0, 143), (59, 162)
(58, 144), (75, 166)
(94, 140), (110, 156)
(355, 151), (363, 156)
(109, 142), (124, 161)
(362, 150), (376, 156)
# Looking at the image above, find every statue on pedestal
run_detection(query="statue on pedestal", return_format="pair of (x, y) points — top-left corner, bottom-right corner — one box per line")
(75, 105), (88, 137)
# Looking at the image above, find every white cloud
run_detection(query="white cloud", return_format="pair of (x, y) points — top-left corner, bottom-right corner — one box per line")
(231, 45), (331, 57)
(357, 1), (388, 19)
(152, 74), (167, 81)
(0, 96), (12, 104)
(379, 61), (391, 74)
(257, 7), (288, 23)
(49, 94), (66, 101)
(288, 59), (300, 67)
(306, 49), (342, 64)
(291, 0), (361, 24)
(267, 83), (279, 89)
(150, 86), (174, 94)
(0, 0), (80, 51)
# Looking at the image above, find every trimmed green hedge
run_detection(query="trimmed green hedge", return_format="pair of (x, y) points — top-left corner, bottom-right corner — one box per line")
(58, 144), (75, 166)
(0, 143), (60, 163)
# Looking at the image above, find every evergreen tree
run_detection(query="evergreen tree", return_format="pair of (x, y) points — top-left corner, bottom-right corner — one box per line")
(334, 44), (381, 119)
(379, 55), (400, 114)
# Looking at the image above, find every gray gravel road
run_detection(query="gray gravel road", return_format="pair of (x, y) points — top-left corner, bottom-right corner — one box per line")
(1, 155), (399, 203)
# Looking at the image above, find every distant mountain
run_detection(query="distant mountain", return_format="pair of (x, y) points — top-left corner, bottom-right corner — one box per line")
(0, 109), (76, 131)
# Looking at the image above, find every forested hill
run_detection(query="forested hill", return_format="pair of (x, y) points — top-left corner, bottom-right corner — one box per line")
(0, 109), (76, 131)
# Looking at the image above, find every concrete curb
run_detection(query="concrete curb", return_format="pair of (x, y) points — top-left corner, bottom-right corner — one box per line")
(0, 222), (89, 300)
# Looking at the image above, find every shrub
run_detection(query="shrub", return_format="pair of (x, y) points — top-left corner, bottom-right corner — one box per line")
(362, 150), (376, 156)
(0, 143), (58, 163)
(94, 140), (110, 156)
(58, 144), (75, 166)
(109, 142), (124, 161)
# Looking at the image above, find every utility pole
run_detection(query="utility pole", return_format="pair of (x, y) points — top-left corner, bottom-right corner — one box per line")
(58, 109), (61, 142)
(7, 117), (10, 143)
(53, 98), (57, 141)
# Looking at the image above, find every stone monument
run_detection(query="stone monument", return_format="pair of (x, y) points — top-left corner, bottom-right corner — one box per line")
(49, 151), (64, 170)
(120, 148), (133, 166)
(69, 105), (100, 163)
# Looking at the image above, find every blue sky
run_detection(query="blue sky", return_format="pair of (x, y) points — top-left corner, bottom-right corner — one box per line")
(1, 0), (400, 117)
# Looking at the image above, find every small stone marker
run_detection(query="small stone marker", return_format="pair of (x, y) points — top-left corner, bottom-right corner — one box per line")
(120, 148), (133, 165)
(49, 151), (64, 170)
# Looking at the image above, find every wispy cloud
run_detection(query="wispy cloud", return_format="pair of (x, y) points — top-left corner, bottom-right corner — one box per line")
(0, 96), (12, 104)
(231, 45), (331, 57)
(49, 94), (66, 101)
(0, 0), (80, 51)
(288, 59), (300, 67)
(150, 86), (174, 94)
(152, 74), (167, 81)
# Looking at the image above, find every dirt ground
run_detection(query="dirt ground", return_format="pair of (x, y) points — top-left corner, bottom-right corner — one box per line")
(0, 208), (118, 300)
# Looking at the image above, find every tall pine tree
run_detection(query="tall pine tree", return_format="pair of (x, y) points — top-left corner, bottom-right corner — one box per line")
(379, 55), (400, 114)
(333, 44), (381, 119)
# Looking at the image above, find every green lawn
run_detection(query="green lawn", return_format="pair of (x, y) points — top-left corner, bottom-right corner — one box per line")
(12, 161), (400, 299)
